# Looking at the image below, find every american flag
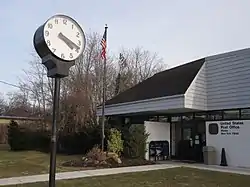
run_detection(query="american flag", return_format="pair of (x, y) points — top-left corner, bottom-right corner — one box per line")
(101, 27), (107, 60)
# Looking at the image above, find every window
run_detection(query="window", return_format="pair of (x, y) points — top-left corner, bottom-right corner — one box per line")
(207, 111), (223, 120)
(223, 110), (240, 120)
(171, 116), (181, 122)
(183, 128), (192, 140)
(159, 116), (169, 122)
(241, 109), (250, 119)
(148, 116), (158, 122)
(130, 116), (147, 124)
(182, 114), (193, 121)
(125, 117), (130, 124)
(195, 112), (206, 120)
(209, 123), (219, 135)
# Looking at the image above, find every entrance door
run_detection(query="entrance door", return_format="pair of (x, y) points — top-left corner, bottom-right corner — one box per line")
(178, 121), (205, 162)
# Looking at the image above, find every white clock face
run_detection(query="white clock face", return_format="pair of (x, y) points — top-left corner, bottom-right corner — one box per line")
(43, 15), (85, 61)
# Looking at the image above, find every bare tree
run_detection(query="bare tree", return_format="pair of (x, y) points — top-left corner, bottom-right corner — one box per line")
(18, 53), (54, 117)
(0, 93), (6, 115)
(5, 91), (31, 117)
(11, 31), (167, 133)
(115, 47), (167, 95)
(59, 32), (116, 132)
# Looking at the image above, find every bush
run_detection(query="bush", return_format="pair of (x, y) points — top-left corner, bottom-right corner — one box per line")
(8, 120), (50, 151)
(107, 128), (123, 156)
(86, 145), (107, 162)
(8, 120), (23, 150)
(124, 124), (149, 159)
(58, 125), (101, 154)
(7, 119), (102, 154)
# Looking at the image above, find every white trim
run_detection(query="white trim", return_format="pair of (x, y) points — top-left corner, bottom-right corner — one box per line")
(96, 94), (185, 116)
(97, 94), (184, 109)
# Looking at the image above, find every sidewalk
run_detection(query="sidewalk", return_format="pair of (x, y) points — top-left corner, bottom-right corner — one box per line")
(0, 164), (179, 186)
(184, 163), (250, 175)
(158, 161), (250, 176)
(1, 163), (250, 186)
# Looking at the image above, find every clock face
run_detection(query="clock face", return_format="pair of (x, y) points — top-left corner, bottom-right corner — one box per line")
(43, 15), (85, 61)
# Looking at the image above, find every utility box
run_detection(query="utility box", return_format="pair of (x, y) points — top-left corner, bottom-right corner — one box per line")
(203, 146), (216, 165)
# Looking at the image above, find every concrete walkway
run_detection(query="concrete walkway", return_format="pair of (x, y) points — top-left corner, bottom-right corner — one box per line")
(1, 163), (250, 186)
(183, 163), (250, 175)
(158, 161), (250, 175)
(0, 164), (179, 186)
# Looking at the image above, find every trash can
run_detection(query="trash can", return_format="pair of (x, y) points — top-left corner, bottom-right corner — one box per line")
(203, 146), (216, 165)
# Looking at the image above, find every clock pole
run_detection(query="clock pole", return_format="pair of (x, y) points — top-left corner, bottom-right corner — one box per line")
(49, 77), (60, 187)
(33, 14), (86, 187)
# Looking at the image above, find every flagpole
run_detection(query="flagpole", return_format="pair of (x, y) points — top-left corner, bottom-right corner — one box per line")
(101, 24), (108, 151)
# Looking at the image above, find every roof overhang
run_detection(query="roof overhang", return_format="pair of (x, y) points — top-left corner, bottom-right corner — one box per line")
(97, 94), (185, 116)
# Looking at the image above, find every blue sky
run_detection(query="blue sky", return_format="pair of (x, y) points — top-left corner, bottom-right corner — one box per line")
(1, 0), (250, 95)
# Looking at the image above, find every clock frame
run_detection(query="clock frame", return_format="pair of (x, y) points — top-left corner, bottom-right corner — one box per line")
(33, 14), (85, 62)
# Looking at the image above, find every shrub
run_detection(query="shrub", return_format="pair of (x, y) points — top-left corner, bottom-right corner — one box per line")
(8, 120), (50, 151)
(7, 119), (102, 154)
(86, 145), (107, 162)
(107, 128), (123, 156)
(8, 120), (23, 151)
(124, 124), (149, 159)
(58, 124), (101, 154)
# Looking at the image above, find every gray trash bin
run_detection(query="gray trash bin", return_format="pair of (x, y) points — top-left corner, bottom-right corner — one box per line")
(203, 146), (216, 165)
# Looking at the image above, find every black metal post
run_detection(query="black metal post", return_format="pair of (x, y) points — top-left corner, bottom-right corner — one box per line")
(49, 77), (61, 187)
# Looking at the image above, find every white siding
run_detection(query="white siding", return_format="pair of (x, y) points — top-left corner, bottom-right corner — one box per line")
(205, 48), (250, 110)
(96, 95), (185, 116)
(185, 63), (207, 110)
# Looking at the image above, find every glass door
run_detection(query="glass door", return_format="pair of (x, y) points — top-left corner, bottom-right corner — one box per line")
(179, 121), (205, 162)
(177, 122), (195, 161)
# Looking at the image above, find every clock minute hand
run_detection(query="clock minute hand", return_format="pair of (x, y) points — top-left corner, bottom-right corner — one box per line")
(67, 39), (80, 50)
(65, 37), (80, 51)
(58, 32), (80, 51)
(58, 32), (74, 50)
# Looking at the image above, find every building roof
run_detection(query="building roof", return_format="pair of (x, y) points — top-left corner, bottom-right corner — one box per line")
(105, 58), (205, 105)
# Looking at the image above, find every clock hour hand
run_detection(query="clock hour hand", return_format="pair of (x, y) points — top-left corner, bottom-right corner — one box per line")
(58, 32), (80, 50)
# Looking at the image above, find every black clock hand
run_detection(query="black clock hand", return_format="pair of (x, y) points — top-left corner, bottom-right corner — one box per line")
(65, 37), (80, 50)
(70, 41), (80, 50)
(58, 32), (80, 50)
(58, 32), (74, 50)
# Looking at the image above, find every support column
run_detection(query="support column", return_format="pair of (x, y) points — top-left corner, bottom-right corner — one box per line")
(168, 116), (172, 160)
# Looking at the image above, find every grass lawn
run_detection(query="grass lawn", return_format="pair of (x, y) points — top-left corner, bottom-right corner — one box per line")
(8, 167), (250, 187)
(0, 150), (82, 178)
